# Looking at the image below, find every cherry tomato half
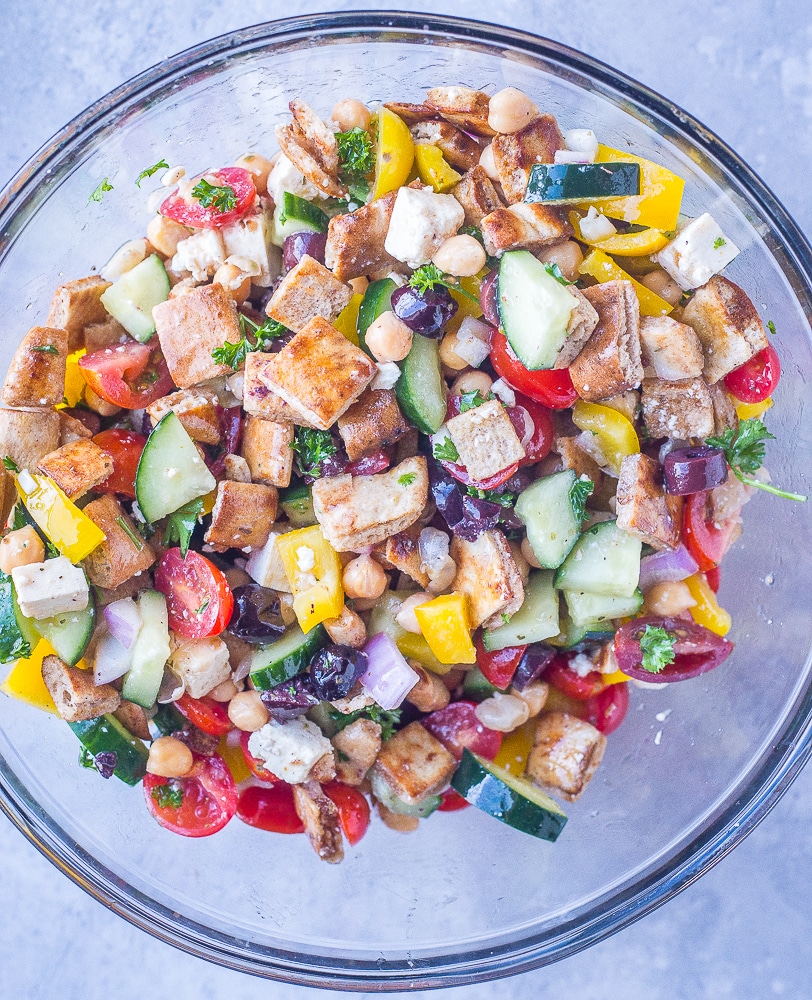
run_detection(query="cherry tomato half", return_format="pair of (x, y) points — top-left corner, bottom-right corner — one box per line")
(92, 428), (146, 498)
(239, 730), (280, 782)
(323, 782), (371, 846)
(512, 393), (555, 465)
(174, 692), (232, 737)
(440, 458), (519, 491)
(543, 654), (606, 701)
(144, 753), (238, 838)
(155, 548), (234, 639)
(422, 701), (502, 761)
(582, 682), (630, 735)
(490, 330), (578, 409)
(438, 788), (470, 812)
(237, 783), (304, 834)
(724, 344), (781, 403)
(160, 167), (257, 229)
(614, 615), (734, 682)
(474, 633), (525, 691)
(682, 491), (740, 572)
(79, 338), (175, 409)
(705, 566), (721, 593)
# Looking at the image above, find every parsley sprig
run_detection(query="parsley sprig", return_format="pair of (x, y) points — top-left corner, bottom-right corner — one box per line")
(335, 127), (375, 203)
(191, 178), (237, 213)
(409, 263), (479, 304)
(467, 485), (516, 508)
(569, 476), (595, 523)
(88, 178), (113, 203)
(135, 159), (169, 187)
(163, 497), (204, 558)
(291, 427), (337, 479)
(458, 390), (491, 413)
(432, 437), (460, 463)
(328, 704), (401, 741)
(639, 625), (677, 674)
(706, 417), (807, 502)
(542, 261), (574, 285)
(211, 314), (288, 369)
(151, 782), (184, 810)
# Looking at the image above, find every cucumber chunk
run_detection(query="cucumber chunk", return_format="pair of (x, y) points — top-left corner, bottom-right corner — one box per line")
(451, 749), (567, 841)
(68, 714), (149, 785)
(369, 770), (442, 818)
(135, 411), (216, 524)
(248, 623), (326, 690)
(271, 192), (329, 246)
(515, 470), (587, 569)
(524, 162), (640, 204)
(279, 484), (316, 527)
(99, 254), (170, 342)
(395, 332), (446, 434)
(357, 278), (396, 355)
(121, 590), (170, 708)
(1, 581), (35, 663)
(32, 598), (96, 667)
(548, 614), (616, 650)
(482, 570), (559, 651)
(554, 519), (642, 598)
(563, 588), (643, 627)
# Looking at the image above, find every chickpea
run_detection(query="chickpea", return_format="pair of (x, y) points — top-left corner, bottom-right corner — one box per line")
(331, 98), (372, 132)
(426, 553), (457, 594)
(365, 310), (413, 363)
(432, 234), (486, 278)
(644, 580), (697, 617)
(475, 692), (530, 732)
(208, 677), (240, 702)
(510, 680), (549, 717)
(0, 526), (45, 575)
(101, 239), (148, 282)
(212, 263), (251, 305)
(405, 662), (450, 713)
(377, 802), (419, 833)
(228, 690), (270, 732)
(479, 142), (499, 181)
(520, 536), (542, 569)
(349, 276), (369, 295)
(640, 268), (683, 307)
(438, 328), (469, 371)
(395, 592), (433, 634)
(450, 369), (493, 397)
(146, 736), (194, 778)
(234, 152), (274, 196)
(487, 87), (539, 134)
(537, 240), (584, 283)
(146, 215), (192, 258)
(342, 554), (388, 600)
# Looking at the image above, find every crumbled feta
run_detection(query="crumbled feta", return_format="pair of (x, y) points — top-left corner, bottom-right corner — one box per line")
(221, 206), (281, 287)
(246, 531), (292, 592)
(653, 212), (740, 290)
(579, 205), (617, 242)
(171, 228), (226, 282)
(248, 717), (333, 784)
(371, 361), (401, 390)
(295, 545), (315, 572)
(267, 153), (325, 204)
(384, 187), (465, 269)
(11, 556), (89, 620)
(570, 652), (596, 678)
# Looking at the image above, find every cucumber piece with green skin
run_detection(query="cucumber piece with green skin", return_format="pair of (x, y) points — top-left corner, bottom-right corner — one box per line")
(121, 590), (170, 708)
(271, 193), (329, 246)
(564, 587), (643, 627)
(99, 254), (170, 343)
(151, 701), (185, 736)
(369, 770), (442, 818)
(356, 278), (396, 354)
(279, 483), (317, 527)
(547, 614), (616, 650)
(31, 599), (96, 667)
(451, 748), (567, 841)
(497, 250), (579, 370)
(554, 519), (642, 598)
(249, 623), (326, 690)
(482, 570), (559, 651)
(68, 714), (149, 786)
(524, 162), (640, 204)
(515, 469), (586, 569)
(395, 332), (447, 434)
(135, 411), (216, 524)
(462, 666), (499, 702)
(0, 580), (35, 663)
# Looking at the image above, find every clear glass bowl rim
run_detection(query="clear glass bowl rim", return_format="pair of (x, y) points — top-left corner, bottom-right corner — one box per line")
(1, 10), (812, 991)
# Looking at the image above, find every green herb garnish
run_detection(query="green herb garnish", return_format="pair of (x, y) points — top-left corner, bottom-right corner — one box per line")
(707, 417), (807, 502)
(409, 263), (479, 305)
(211, 314), (288, 369)
(135, 159), (170, 187)
(543, 261), (574, 285)
(767, 320), (777, 336)
(191, 178), (237, 213)
(639, 625), (677, 674)
(335, 127), (375, 203)
(328, 704), (401, 741)
(290, 427), (337, 479)
(458, 390), (490, 413)
(88, 178), (113, 203)
(467, 486), (516, 508)
(163, 497), (205, 557)
(432, 437), (460, 463)
(569, 476), (595, 523)
(713, 237), (726, 249)
(31, 345), (59, 355)
(2, 456), (19, 473)
(398, 472), (417, 486)
(151, 781), (184, 810)
(116, 516), (144, 551)
(194, 598), (210, 616)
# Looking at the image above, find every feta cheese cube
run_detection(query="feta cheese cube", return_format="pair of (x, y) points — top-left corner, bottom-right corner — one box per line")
(653, 212), (739, 290)
(248, 717), (334, 784)
(221, 205), (282, 288)
(11, 556), (89, 620)
(384, 187), (465, 269)
(169, 635), (230, 699)
(267, 153), (325, 205)
(171, 229), (226, 282)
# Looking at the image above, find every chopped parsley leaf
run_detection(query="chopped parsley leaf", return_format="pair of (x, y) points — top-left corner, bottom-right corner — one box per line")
(543, 261), (574, 285)
(290, 427), (337, 479)
(31, 345), (59, 355)
(639, 625), (677, 673)
(88, 178), (113, 203)
(432, 437), (460, 463)
(211, 314), (288, 369)
(116, 516), (144, 551)
(409, 263), (479, 305)
(335, 127), (374, 202)
(713, 236), (726, 249)
(458, 390), (489, 413)
(191, 178), (237, 213)
(163, 497), (204, 557)
(135, 159), (169, 187)
(328, 704), (401, 741)
(707, 417), (807, 502)
(2, 456), (19, 473)
(194, 598), (210, 616)
(569, 476), (595, 523)
(398, 472), (417, 486)
(767, 320), (777, 336)
(467, 485), (516, 508)
(151, 781), (184, 810)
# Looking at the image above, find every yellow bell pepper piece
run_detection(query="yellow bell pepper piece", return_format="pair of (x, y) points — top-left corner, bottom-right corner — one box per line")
(218, 735), (251, 784)
(16, 472), (105, 563)
(58, 349), (87, 409)
(601, 668), (631, 686)
(446, 272), (484, 335)
(684, 572), (732, 637)
(569, 211), (669, 256)
(414, 143), (462, 193)
(413, 592), (477, 665)
(333, 293), (363, 346)
(371, 107), (415, 200)
(492, 719), (536, 775)
(276, 524), (344, 634)
(1, 638), (59, 714)
(571, 400), (640, 476)
(734, 396), (773, 421)
(579, 248), (673, 317)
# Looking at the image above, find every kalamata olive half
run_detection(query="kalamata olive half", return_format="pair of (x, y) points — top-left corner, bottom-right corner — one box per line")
(309, 643), (368, 701)
(283, 230), (327, 270)
(663, 446), (728, 495)
(479, 268), (500, 327)
(512, 645), (557, 691)
(391, 284), (457, 337)
(260, 675), (321, 721)
(227, 585), (286, 643)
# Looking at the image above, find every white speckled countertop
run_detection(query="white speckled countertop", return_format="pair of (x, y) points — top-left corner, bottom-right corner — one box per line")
(2, 3), (812, 998)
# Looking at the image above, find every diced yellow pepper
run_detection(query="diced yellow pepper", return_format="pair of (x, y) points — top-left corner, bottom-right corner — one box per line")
(200, 488), (219, 517)
(734, 396), (773, 421)
(16, 472), (106, 563)
(218, 735), (251, 783)
(276, 524), (344, 634)
(414, 143), (462, 193)
(446, 272), (484, 335)
(492, 719), (536, 775)
(59, 348), (87, 409)
(333, 293), (363, 346)
(413, 592), (477, 665)
(572, 400), (640, 476)
(684, 572), (732, 637)
(569, 211), (669, 256)
(601, 668), (631, 686)
(579, 248), (673, 317)
(1, 638), (59, 714)
(394, 631), (454, 675)
(371, 107), (415, 200)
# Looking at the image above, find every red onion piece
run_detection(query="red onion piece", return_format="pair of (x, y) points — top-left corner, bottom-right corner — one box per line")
(103, 597), (143, 650)
(360, 633), (419, 710)
(92, 630), (134, 686)
(638, 545), (699, 592)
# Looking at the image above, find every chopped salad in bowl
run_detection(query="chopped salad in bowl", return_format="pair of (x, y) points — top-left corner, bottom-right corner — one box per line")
(0, 80), (804, 866)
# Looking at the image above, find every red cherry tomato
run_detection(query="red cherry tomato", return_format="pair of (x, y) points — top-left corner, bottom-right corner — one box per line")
(474, 633), (525, 691)
(682, 491), (740, 572)
(79, 338), (175, 409)
(239, 730), (280, 782)
(705, 566), (721, 593)
(323, 782), (371, 846)
(144, 753), (237, 837)
(438, 788), (470, 812)
(422, 701), (502, 761)
(154, 548), (234, 639)
(174, 692), (232, 737)
(614, 615), (734, 682)
(160, 167), (257, 229)
(724, 344), (781, 403)
(440, 458), (519, 491)
(582, 682), (629, 735)
(542, 654), (606, 700)
(92, 429), (146, 498)
(236, 783), (304, 834)
(490, 330), (578, 409)
(512, 393), (555, 465)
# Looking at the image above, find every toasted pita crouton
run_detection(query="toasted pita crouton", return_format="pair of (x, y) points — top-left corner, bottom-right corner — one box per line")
(555, 435), (604, 490)
(223, 453), (252, 483)
(569, 281), (644, 401)
(451, 165), (506, 226)
(114, 701), (152, 742)
(640, 376), (715, 440)
(265, 255), (353, 333)
(384, 102), (440, 125)
(46, 275), (111, 351)
(446, 397), (526, 483)
(480, 202), (571, 257)
(242, 352), (319, 427)
(259, 317), (376, 430)
(450, 529), (524, 628)
(2, 327), (69, 408)
(0, 408), (60, 470)
(615, 453), (681, 550)
(37, 439), (113, 499)
(708, 382), (739, 435)
(553, 286), (600, 369)
(42, 655), (121, 723)
(276, 123), (344, 198)
(331, 717), (382, 785)
(409, 120), (482, 170)
(240, 415), (294, 487)
(58, 411), (94, 445)
(203, 480), (278, 551)
(425, 86), (495, 137)
(682, 275), (768, 384)
(373, 721), (456, 804)
(170, 636), (231, 700)
(276, 100), (343, 199)
(323, 605), (367, 649)
(293, 780), (345, 863)
(374, 524), (430, 588)
(81, 495), (156, 589)
(525, 711), (606, 802)
(147, 388), (221, 445)
(324, 193), (400, 281)
(153, 282), (242, 388)
(290, 99), (339, 174)
(639, 314), (705, 380)
(83, 317), (129, 353)
(492, 114), (564, 203)
(0, 467), (15, 528)
(312, 456), (428, 551)
(336, 389), (410, 461)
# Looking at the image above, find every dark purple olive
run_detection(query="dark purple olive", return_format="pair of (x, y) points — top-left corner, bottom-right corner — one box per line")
(663, 446), (728, 495)
(513, 645), (557, 691)
(227, 585), (286, 643)
(283, 230), (327, 270)
(92, 751), (118, 779)
(391, 284), (457, 337)
(309, 644), (368, 701)
(172, 724), (220, 756)
(260, 675), (320, 721)
(479, 268), (500, 327)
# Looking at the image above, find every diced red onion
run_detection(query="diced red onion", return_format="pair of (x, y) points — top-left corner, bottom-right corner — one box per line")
(490, 378), (515, 406)
(103, 597), (143, 650)
(418, 526), (451, 575)
(554, 149), (594, 165)
(92, 630), (134, 686)
(454, 315), (493, 368)
(360, 633), (419, 710)
(509, 405), (535, 449)
(638, 544), (700, 592)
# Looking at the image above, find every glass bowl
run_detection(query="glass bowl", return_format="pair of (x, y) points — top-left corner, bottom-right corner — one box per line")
(1, 12), (811, 991)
